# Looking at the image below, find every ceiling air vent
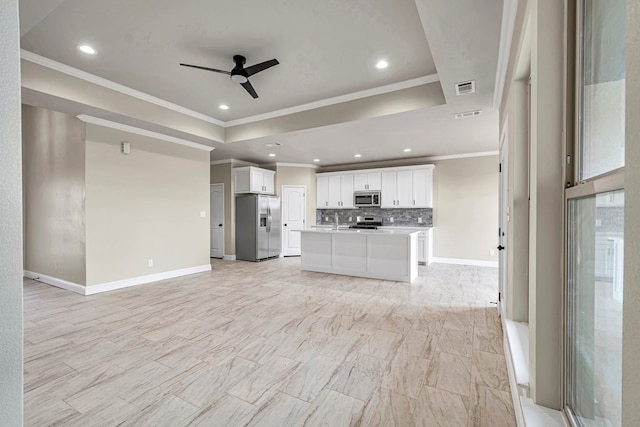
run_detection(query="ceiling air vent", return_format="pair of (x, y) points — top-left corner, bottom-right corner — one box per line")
(455, 80), (475, 96)
(454, 110), (482, 119)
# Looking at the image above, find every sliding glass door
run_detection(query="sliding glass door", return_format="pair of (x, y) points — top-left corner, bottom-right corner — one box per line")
(565, 1), (625, 426)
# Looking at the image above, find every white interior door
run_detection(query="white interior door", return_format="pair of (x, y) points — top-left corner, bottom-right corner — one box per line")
(282, 185), (306, 256)
(210, 184), (224, 258)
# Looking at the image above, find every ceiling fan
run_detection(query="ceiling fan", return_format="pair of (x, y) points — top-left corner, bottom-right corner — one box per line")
(180, 55), (279, 99)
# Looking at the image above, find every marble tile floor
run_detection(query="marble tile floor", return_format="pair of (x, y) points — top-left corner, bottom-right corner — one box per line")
(23, 257), (516, 426)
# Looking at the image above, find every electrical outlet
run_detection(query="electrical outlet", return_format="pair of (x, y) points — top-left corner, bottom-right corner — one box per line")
(148, 259), (154, 267)
(490, 249), (495, 256)
(200, 211), (206, 218)
(325, 216), (329, 221)
(390, 217), (394, 223)
(418, 217), (422, 223)
(348, 217), (352, 222)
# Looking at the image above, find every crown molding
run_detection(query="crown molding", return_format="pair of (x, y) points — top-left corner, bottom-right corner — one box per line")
(224, 74), (441, 127)
(21, 50), (225, 127)
(77, 115), (214, 152)
(261, 162), (319, 169)
(423, 151), (499, 161)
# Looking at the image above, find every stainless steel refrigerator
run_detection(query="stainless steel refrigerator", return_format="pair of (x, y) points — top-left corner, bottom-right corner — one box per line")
(235, 194), (281, 261)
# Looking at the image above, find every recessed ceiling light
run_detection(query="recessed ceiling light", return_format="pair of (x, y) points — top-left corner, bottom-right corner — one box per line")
(403, 148), (412, 152)
(313, 159), (320, 162)
(77, 44), (96, 55)
(375, 59), (388, 69)
(269, 153), (276, 157)
(219, 104), (229, 110)
(354, 154), (362, 158)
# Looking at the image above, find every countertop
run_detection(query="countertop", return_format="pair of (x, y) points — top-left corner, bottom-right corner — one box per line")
(300, 228), (420, 235)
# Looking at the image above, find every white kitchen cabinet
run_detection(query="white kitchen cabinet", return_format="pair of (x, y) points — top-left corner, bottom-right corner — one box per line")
(412, 168), (433, 208)
(317, 174), (354, 208)
(416, 229), (433, 264)
(380, 167), (433, 208)
(317, 176), (330, 208)
(318, 165), (434, 209)
(234, 166), (275, 194)
(354, 172), (381, 191)
(381, 170), (412, 207)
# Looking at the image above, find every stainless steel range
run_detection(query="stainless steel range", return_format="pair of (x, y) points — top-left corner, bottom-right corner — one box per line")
(349, 216), (383, 230)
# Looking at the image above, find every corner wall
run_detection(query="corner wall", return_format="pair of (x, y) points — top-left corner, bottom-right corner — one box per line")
(85, 124), (210, 285)
(0, 0), (23, 423)
(432, 155), (499, 263)
(22, 105), (87, 285)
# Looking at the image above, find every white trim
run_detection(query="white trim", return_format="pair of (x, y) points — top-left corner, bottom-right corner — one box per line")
(503, 319), (527, 427)
(282, 184), (307, 257)
(77, 115), (214, 152)
(493, 0), (518, 109)
(24, 270), (86, 295)
(317, 163), (435, 177)
(226, 74), (440, 127)
(223, 254), (237, 261)
(262, 162), (319, 169)
(210, 159), (235, 165)
(85, 264), (211, 295)
(423, 151), (499, 161)
(25, 264), (212, 295)
(431, 257), (499, 268)
(21, 50), (225, 127)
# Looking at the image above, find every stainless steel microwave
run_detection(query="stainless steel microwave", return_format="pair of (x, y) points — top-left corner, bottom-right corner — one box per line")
(353, 191), (381, 207)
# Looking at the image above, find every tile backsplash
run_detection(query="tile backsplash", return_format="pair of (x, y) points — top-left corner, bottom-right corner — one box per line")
(316, 208), (432, 227)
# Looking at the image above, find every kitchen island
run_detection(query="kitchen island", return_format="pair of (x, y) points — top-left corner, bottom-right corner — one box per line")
(300, 228), (419, 282)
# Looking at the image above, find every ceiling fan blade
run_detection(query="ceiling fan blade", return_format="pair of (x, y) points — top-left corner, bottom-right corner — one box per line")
(244, 59), (279, 77)
(241, 80), (259, 98)
(179, 63), (231, 75)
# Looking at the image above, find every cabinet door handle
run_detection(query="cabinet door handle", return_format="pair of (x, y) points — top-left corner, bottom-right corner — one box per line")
(413, 200), (415, 205)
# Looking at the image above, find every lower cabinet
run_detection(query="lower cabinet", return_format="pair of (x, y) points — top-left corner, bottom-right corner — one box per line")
(416, 229), (433, 265)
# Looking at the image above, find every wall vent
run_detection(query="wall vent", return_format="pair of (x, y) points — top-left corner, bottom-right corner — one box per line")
(455, 80), (476, 96)
(454, 110), (482, 119)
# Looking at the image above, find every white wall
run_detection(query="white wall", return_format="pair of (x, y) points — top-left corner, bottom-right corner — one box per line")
(22, 105), (87, 284)
(0, 0), (23, 423)
(85, 124), (211, 285)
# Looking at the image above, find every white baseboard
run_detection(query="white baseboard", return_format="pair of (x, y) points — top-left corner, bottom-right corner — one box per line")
(24, 264), (212, 295)
(223, 254), (236, 261)
(23, 270), (86, 295)
(431, 257), (499, 268)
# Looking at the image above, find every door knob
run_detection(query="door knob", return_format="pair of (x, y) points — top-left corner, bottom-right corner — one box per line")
(284, 224), (287, 226)
(218, 224), (223, 227)
(497, 245), (505, 251)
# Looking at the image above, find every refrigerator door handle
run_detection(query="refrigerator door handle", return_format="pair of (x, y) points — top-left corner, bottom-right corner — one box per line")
(267, 205), (271, 232)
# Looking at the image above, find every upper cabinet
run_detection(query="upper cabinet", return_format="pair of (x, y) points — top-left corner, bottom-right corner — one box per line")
(234, 166), (275, 194)
(353, 172), (381, 191)
(318, 174), (354, 208)
(318, 165), (433, 209)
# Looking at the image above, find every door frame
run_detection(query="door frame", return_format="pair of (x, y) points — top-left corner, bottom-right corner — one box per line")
(498, 117), (509, 315)
(210, 183), (224, 258)
(281, 184), (307, 257)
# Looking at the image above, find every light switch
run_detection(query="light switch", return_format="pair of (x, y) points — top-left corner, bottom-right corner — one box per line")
(148, 259), (154, 267)
(200, 211), (206, 218)
(418, 217), (422, 223)
(390, 217), (394, 223)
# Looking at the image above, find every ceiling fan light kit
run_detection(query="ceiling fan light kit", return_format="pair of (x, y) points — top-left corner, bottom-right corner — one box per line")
(180, 54), (279, 99)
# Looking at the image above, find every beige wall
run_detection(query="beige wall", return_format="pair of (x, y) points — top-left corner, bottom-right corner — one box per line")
(431, 156), (499, 262)
(274, 166), (317, 228)
(22, 105), (87, 285)
(0, 0), (23, 422)
(85, 124), (210, 285)
(210, 163), (235, 256)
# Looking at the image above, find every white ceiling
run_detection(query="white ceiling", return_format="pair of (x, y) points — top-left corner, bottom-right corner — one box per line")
(19, 0), (505, 167)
